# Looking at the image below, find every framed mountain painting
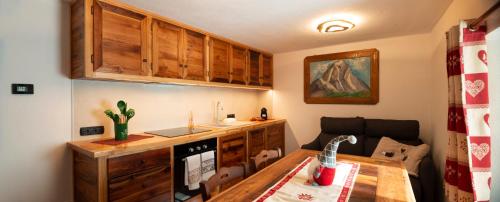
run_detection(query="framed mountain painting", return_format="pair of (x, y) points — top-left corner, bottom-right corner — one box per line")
(304, 49), (379, 104)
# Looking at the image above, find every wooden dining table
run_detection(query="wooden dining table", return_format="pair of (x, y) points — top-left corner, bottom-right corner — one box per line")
(209, 149), (415, 202)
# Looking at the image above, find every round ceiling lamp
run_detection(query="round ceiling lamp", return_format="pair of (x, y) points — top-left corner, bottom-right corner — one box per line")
(317, 20), (355, 33)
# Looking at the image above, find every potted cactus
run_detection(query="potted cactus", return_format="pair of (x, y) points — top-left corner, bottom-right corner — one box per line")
(104, 100), (135, 140)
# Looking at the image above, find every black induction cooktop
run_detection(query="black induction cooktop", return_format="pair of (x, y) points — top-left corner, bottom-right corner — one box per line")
(144, 127), (211, 138)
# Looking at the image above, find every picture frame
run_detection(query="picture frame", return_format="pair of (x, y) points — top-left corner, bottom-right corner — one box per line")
(304, 48), (379, 104)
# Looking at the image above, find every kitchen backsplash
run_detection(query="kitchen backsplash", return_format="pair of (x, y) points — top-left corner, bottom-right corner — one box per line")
(72, 80), (271, 141)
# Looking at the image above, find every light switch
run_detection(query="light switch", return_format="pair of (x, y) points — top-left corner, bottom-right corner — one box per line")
(11, 84), (34, 94)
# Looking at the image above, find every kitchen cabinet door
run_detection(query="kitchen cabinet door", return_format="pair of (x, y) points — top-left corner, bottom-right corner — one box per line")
(230, 46), (247, 84)
(183, 29), (207, 81)
(219, 132), (247, 190)
(93, 0), (149, 76)
(209, 38), (230, 82)
(219, 132), (247, 167)
(248, 50), (261, 86)
(262, 55), (273, 86)
(107, 148), (171, 202)
(152, 19), (183, 79)
(248, 128), (266, 159)
(266, 123), (285, 164)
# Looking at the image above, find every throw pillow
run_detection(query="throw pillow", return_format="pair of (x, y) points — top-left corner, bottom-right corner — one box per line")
(371, 137), (429, 177)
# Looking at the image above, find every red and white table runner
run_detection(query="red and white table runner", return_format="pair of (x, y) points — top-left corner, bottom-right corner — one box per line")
(254, 157), (359, 202)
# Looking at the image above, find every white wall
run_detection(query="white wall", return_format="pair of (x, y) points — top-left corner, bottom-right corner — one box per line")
(427, 0), (497, 200)
(272, 33), (433, 154)
(0, 0), (72, 201)
(72, 81), (265, 140)
(487, 27), (500, 202)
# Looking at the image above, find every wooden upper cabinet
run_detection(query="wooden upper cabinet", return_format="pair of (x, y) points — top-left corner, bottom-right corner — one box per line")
(209, 38), (230, 83)
(183, 30), (207, 81)
(93, 0), (150, 76)
(262, 54), (273, 86)
(70, 0), (272, 89)
(248, 50), (261, 86)
(152, 19), (207, 81)
(152, 19), (183, 79)
(230, 46), (247, 84)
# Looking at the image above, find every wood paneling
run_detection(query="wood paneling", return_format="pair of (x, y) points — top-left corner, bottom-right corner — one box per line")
(266, 123), (284, 152)
(261, 54), (273, 86)
(209, 38), (230, 82)
(183, 29), (206, 81)
(248, 50), (261, 86)
(219, 132), (247, 167)
(74, 151), (98, 202)
(152, 19), (183, 79)
(210, 150), (415, 202)
(108, 166), (171, 202)
(93, 0), (149, 76)
(230, 46), (247, 84)
(107, 148), (171, 202)
(71, 0), (86, 78)
(108, 148), (169, 179)
(248, 128), (266, 158)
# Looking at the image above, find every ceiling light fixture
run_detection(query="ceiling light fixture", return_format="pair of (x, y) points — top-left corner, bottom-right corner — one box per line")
(317, 20), (355, 33)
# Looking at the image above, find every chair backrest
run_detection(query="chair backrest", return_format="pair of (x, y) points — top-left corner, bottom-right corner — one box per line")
(250, 148), (282, 172)
(199, 163), (248, 201)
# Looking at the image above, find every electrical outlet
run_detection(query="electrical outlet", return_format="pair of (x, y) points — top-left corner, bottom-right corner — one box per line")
(80, 126), (104, 136)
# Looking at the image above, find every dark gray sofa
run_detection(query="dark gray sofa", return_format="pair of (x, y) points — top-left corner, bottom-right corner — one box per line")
(302, 117), (435, 202)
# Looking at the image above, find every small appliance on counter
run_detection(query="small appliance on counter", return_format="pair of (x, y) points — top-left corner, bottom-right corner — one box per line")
(261, 107), (268, 120)
(223, 113), (236, 124)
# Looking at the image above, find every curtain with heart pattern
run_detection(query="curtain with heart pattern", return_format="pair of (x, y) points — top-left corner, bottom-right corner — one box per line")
(444, 21), (491, 202)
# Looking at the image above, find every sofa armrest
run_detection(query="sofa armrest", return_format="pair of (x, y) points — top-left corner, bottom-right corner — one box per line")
(301, 135), (321, 150)
(418, 155), (435, 202)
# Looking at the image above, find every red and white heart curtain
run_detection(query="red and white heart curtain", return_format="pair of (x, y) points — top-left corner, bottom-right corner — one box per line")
(445, 21), (491, 202)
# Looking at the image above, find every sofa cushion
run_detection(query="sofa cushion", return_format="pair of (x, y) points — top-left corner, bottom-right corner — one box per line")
(321, 117), (364, 135)
(364, 137), (424, 156)
(318, 133), (364, 156)
(365, 119), (419, 140)
(371, 137), (430, 176)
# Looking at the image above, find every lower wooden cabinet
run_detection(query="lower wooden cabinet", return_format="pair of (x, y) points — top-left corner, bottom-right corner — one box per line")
(266, 123), (284, 152)
(247, 128), (266, 158)
(218, 131), (247, 189)
(246, 123), (285, 171)
(219, 132), (247, 167)
(73, 148), (172, 202)
(108, 148), (171, 202)
(72, 122), (285, 202)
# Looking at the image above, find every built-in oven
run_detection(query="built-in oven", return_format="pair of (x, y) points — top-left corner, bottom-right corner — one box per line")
(173, 138), (217, 201)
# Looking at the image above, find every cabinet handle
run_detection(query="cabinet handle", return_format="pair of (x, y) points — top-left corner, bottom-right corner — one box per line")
(143, 59), (147, 62)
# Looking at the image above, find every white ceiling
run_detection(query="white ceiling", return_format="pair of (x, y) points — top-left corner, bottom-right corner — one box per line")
(122, 0), (452, 53)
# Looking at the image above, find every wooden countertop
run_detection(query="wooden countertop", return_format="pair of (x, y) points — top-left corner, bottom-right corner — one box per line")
(209, 149), (415, 202)
(68, 119), (285, 158)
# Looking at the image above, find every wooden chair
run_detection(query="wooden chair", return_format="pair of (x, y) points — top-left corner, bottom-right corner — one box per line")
(250, 148), (282, 173)
(199, 163), (248, 201)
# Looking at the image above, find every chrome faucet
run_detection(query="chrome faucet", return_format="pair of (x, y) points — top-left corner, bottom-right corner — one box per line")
(215, 101), (224, 125)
